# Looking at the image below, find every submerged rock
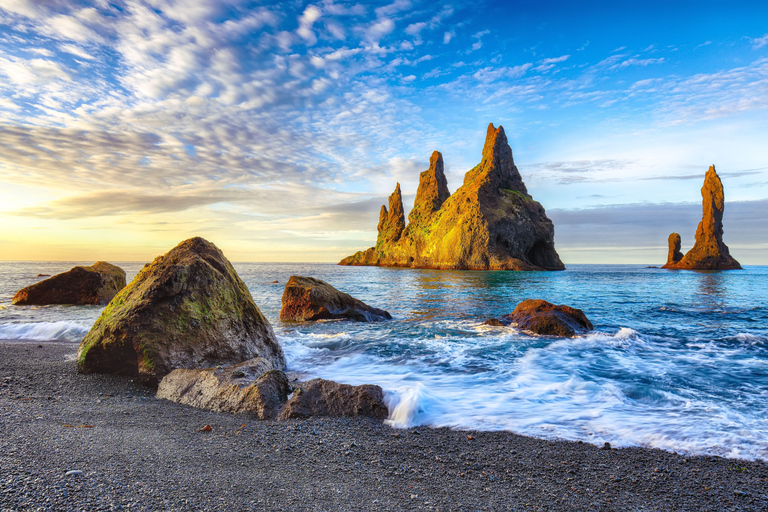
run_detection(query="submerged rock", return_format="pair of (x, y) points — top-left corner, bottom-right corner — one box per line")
(156, 359), (290, 419)
(12, 262), (126, 306)
(662, 165), (742, 270)
(486, 299), (592, 337)
(279, 378), (388, 420)
(280, 275), (391, 322)
(77, 237), (285, 386)
(340, 123), (564, 270)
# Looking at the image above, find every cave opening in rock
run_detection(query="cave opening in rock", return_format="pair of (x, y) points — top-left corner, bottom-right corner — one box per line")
(526, 241), (551, 268)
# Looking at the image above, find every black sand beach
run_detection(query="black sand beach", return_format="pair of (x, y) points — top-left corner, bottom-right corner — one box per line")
(1, 341), (767, 511)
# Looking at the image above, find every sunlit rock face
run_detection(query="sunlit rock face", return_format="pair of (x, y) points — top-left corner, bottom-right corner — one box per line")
(662, 165), (742, 270)
(340, 123), (564, 271)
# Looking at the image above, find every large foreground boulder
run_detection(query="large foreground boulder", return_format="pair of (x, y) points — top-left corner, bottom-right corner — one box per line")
(280, 276), (391, 322)
(78, 237), (285, 386)
(340, 123), (564, 270)
(12, 262), (125, 306)
(279, 378), (389, 420)
(662, 165), (741, 270)
(485, 299), (593, 337)
(156, 359), (290, 419)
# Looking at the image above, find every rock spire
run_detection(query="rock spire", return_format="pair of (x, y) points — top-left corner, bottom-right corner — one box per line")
(376, 183), (406, 246)
(662, 165), (741, 270)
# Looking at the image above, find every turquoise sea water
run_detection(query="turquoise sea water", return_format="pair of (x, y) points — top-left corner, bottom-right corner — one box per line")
(1, 261), (767, 460)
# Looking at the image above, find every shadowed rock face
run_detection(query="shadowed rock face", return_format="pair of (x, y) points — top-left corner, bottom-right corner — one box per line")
(662, 166), (742, 270)
(78, 237), (285, 386)
(12, 262), (126, 306)
(340, 123), (564, 271)
(280, 275), (391, 322)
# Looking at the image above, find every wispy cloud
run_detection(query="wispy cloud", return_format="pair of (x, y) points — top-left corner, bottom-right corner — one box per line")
(751, 34), (768, 50)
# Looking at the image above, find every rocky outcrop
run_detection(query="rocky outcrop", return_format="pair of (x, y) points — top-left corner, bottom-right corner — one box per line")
(78, 237), (285, 386)
(156, 359), (290, 419)
(12, 262), (126, 306)
(662, 166), (741, 270)
(280, 275), (391, 322)
(340, 123), (564, 270)
(665, 233), (683, 266)
(157, 365), (389, 421)
(485, 299), (593, 337)
(279, 378), (388, 420)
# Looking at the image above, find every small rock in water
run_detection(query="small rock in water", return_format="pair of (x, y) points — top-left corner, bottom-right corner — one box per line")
(601, 442), (611, 450)
(65, 470), (83, 476)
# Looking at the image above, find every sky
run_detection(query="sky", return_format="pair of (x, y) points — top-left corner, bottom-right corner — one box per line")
(0, 0), (766, 265)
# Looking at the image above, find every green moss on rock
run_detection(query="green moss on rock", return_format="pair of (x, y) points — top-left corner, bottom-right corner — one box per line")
(78, 237), (285, 387)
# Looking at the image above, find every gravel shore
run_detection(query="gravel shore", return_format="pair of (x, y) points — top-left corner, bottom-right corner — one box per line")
(1, 341), (767, 511)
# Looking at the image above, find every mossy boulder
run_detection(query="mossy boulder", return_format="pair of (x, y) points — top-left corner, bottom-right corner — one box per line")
(280, 275), (391, 322)
(77, 237), (285, 386)
(12, 261), (126, 306)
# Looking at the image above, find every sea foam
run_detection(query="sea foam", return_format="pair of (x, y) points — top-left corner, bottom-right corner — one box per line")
(0, 321), (89, 342)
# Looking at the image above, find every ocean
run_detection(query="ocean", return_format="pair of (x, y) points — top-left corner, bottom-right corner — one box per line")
(1, 261), (766, 461)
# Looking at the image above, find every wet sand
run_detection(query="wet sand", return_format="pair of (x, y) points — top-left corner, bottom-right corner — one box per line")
(1, 341), (766, 511)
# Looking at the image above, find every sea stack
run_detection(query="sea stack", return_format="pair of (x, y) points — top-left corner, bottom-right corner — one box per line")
(340, 123), (564, 270)
(662, 165), (742, 270)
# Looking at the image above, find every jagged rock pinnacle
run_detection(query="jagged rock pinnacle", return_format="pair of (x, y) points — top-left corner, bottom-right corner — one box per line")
(408, 151), (450, 226)
(464, 123), (528, 195)
(662, 165), (741, 270)
(376, 182), (406, 247)
(340, 123), (564, 271)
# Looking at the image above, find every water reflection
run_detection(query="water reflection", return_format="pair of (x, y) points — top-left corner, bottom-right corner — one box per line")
(695, 270), (726, 307)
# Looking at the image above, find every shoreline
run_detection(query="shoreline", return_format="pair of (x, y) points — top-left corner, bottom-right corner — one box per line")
(2, 340), (767, 511)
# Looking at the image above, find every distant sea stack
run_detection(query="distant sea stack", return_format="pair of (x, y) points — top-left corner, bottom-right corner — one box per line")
(662, 165), (742, 270)
(340, 123), (565, 271)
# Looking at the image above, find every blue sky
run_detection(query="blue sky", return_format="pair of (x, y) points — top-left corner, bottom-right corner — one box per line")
(0, 0), (766, 264)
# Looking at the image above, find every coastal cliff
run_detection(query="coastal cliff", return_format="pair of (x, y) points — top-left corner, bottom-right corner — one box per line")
(340, 123), (564, 271)
(662, 165), (741, 270)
